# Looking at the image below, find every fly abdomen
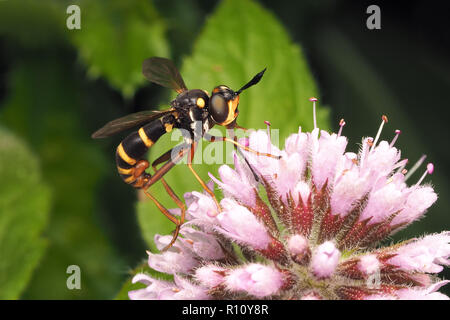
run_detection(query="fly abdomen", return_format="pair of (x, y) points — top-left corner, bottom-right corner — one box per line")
(115, 116), (174, 188)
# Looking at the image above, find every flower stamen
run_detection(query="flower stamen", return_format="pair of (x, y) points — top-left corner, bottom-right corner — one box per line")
(360, 138), (373, 169)
(395, 158), (408, 174)
(371, 115), (388, 152)
(309, 97), (318, 129)
(405, 154), (427, 181)
(390, 129), (401, 147)
(337, 119), (346, 137)
(415, 163), (434, 186)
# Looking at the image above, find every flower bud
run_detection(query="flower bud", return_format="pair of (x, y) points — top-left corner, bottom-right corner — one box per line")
(225, 264), (284, 298)
(311, 241), (341, 278)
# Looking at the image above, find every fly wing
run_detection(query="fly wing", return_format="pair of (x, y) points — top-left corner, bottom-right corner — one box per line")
(91, 109), (175, 139)
(142, 57), (188, 93)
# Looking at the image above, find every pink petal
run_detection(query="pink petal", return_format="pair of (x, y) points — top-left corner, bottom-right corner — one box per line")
(215, 198), (271, 250)
(225, 264), (284, 297)
(388, 232), (450, 273)
(357, 254), (380, 275)
(147, 237), (198, 274)
(391, 186), (437, 226)
(359, 176), (407, 224)
(311, 130), (347, 190)
(180, 227), (225, 260)
(287, 234), (309, 256)
(194, 265), (226, 288)
(396, 280), (450, 300)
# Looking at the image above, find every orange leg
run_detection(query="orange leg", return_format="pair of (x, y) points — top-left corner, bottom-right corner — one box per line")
(204, 133), (281, 159)
(186, 141), (222, 211)
(151, 148), (186, 225)
(142, 189), (182, 251)
(141, 143), (191, 251)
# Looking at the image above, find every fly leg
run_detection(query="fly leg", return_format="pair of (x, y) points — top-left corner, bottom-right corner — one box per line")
(204, 133), (281, 159)
(186, 141), (222, 211)
(141, 143), (191, 251)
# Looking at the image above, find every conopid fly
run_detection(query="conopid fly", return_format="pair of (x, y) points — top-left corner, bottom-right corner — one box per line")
(92, 57), (278, 250)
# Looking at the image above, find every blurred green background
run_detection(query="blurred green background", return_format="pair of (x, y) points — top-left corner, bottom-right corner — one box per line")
(0, 0), (448, 299)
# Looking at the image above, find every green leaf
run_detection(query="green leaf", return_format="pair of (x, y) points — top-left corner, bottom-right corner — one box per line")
(0, 127), (51, 299)
(0, 0), (66, 49)
(0, 59), (124, 299)
(137, 0), (330, 248)
(71, 0), (170, 97)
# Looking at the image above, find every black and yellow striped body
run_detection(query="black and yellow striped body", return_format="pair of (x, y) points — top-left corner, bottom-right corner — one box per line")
(116, 115), (175, 188)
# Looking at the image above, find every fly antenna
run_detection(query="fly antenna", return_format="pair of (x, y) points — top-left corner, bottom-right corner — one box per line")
(235, 68), (266, 95)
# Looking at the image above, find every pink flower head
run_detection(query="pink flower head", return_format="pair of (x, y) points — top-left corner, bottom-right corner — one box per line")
(363, 140), (401, 178)
(311, 241), (341, 278)
(184, 191), (219, 228)
(310, 130), (348, 190)
(208, 152), (258, 207)
(129, 274), (208, 300)
(180, 227), (225, 260)
(391, 185), (437, 226)
(239, 130), (281, 177)
(194, 265), (226, 288)
(284, 127), (309, 158)
(287, 234), (311, 265)
(293, 181), (311, 205)
(395, 281), (450, 300)
(287, 234), (309, 256)
(357, 254), (380, 275)
(359, 175), (408, 224)
(224, 263), (284, 298)
(147, 234), (198, 274)
(128, 274), (172, 300)
(130, 101), (448, 300)
(215, 198), (271, 250)
(387, 232), (450, 273)
(330, 159), (370, 216)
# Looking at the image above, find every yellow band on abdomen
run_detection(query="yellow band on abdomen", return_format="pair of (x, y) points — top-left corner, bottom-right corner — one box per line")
(117, 166), (133, 175)
(138, 127), (154, 148)
(124, 174), (137, 184)
(117, 143), (136, 165)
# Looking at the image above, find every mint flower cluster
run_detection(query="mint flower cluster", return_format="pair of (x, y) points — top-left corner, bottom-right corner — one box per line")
(129, 103), (449, 300)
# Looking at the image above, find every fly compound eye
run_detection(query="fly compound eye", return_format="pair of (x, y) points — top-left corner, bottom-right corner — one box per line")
(209, 94), (229, 124)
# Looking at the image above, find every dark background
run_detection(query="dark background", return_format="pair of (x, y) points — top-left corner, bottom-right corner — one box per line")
(0, 0), (448, 298)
